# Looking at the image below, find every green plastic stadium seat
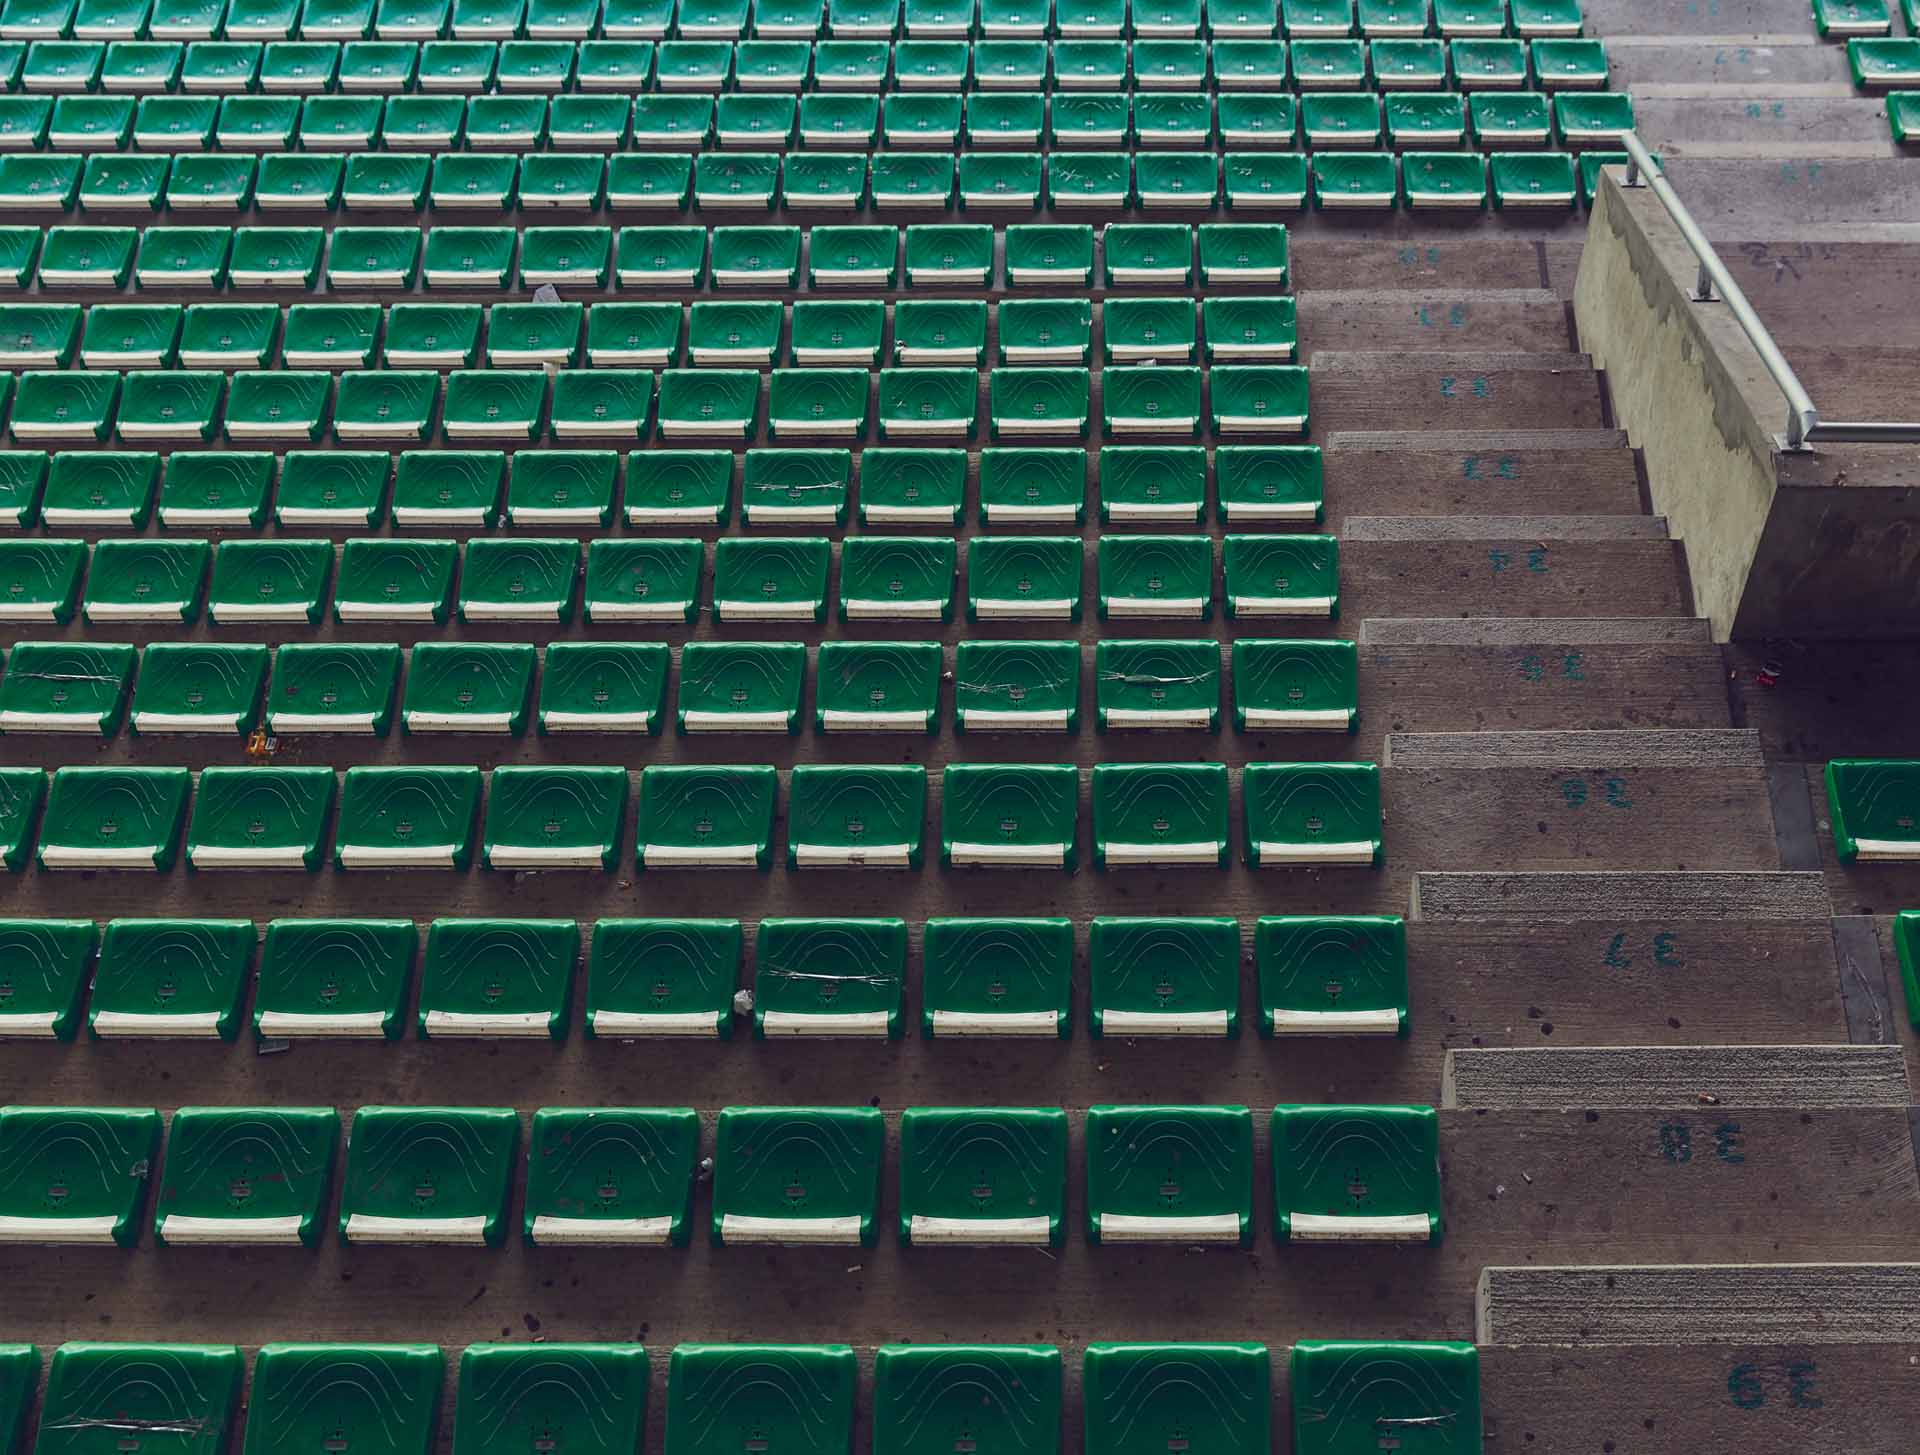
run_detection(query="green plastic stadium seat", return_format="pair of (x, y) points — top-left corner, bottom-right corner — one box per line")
(976, 451), (1083, 524)
(1532, 35), (1607, 87)
(1256, 913), (1405, 1035)
(689, 300), (779, 367)
(0, 769), (41, 871)
(1452, 36), (1526, 87)
(1210, 363), (1309, 435)
(677, 639), (802, 733)
(447, 0), (520, 33)
(402, 641), (534, 735)
(241, 1345), (443, 1455)
(855, 447), (962, 526)
(267, 641), (401, 734)
(711, 535), (828, 620)
(506, 449), (617, 528)
(82, 538), (208, 624)
(334, 370), (436, 444)
(577, 37), (656, 85)
(812, 33), (889, 83)
(338, 1105), (518, 1243)
(335, 537), (456, 624)
(1272, 1103), (1439, 1241)
(457, 536), (575, 623)
(1286, 36), (1360, 87)
(0, 918), (96, 1038)
(1103, 222), (1191, 286)
(257, 38), (341, 86)
(1813, 0), (1890, 34)
(431, 155), (517, 214)
(798, 89), (877, 146)
(873, 1348), (1061, 1455)
(1577, 149), (1634, 204)
(1097, 532), (1210, 619)
(374, 0), (447, 36)
(696, 148), (781, 210)
(838, 534), (955, 621)
(159, 456), (274, 529)
(752, 918), (905, 1038)
(301, 90), (381, 147)
(1402, 150), (1487, 208)
(1553, 88), (1631, 144)
(1302, 90), (1378, 146)
(989, 366), (1089, 438)
(1103, 367), (1200, 438)
(1290, 1343), (1479, 1455)
(1826, 759), (1920, 862)
(657, 368), (759, 441)
(421, 225), (516, 288)
(708, 223), (798, 287)
(221, 371), (328, 445)
(85, 0), (161, 38)
(1490, 148), (1575, 207)
(968, 534), (1081, 620)
(181, 39), (261, 90)
(519, 152), (608, 210)
(252, 919), (413, 1039)
(1357, 0), (1425, 30)
(920, 917), (1070, 1036)
(0, 539), (84, 623)
(36, 225), (135, 289)
(113, 368), (223, 445)
(132, 94), (212, 151)
(791, 299), (883, 367)
(273, 450), (388, 529)
(1091, 759), (1226, 867)
(1282, 0), (1350, 31)
(708, 1112), (881, 1239)
(1312, 150), (1397, 209)
(1372, 35), (1446, 85)
(939, 761), (1075, 869)
(895, 1110), (1067, 1247)
(786, 765), (925, 870)
(884, 91), (961, 148)
(1225, 150), (1309, 209)
(1512, 0), (1577, 32)
(178, 302), (274, 370)
(41, 451), (156, 532)
(385, 305), (480, 368)
(184, 764), (334, 872)
(0, 1107), (160, 1242)
(1133, 94), (1212, 153)
(950, 637), (1076, 734)
(652, 36), (729, 86)
(522, 227), (612, 287)
(1434, 0), (1502, 30)
(328, 224), (422, 289)
(441, 368), (547, 444)
(166, 154), (257, 213)
(1216, 93), (1295, 148)
(663, 1351), (855, 1455)
(0, 641), (130, 734)
(815, 640), (939, 734)
(454, 1346), (651, 1455)
(1469, 89), (1549, 145)
(871, 152), (957, 210)
(1095, 635), (1216, 727)
(752, 0), (818, 30)
(1243, 760), (1381, 866)
(733, 35), (808, 85)
(1103, 297), (1195, 366)
(495, 35), (573, 87)
(1234, 636), (1355, 734)
(875, 367), (976, 441)
(392, 450), (502, 529)
(0, 95), (50, 150)
(130, 643), (265, 733)
(77, 153), (167, 213)
(88, 917), (251, 1036)
(0, 450), (44, 526)
(522, 1108), (698, 1247)
(0, 307), (75, 370)
(1223, 531), (1337, 617)
(489, 301), (583, 370)
(742, 446), (851, 523)
(626, 449), (730, 526)
(31, 1346), (239, 1455)
(207, 538), (331, 624)
(966, 88), (1042, 146)
(0, 0), (78, 36)
(718, 91), (798, 147)
(583, 918), (737, 1037)
(607, 153), (692, 211)
(383, 94), (461, 150)
(1129, 35), (1204, 85)
(552, 368), (653, 441)
(541, 639), (667, 732)
(1089, 915), (1236, 1035)
(1055, 0), (1120, 29)
(807, 224), (895, 285)
(298, 0), (373, 33)
(1050, 37), (1124, 85)
(483, 766), (626, 872)
(1895, 913), (1920, 1028)
(634, 766), (774, 871)
(998, 301), (1093, 367)
(334, 763), (480, 879)
(1386, 90), (1467, 146)
(1002, 223), (1091, 288)
(890, 302), (982, 369)
(252, 158), (344, 212)
(1048, 100), (1126, 155)
(21, 37), (105, 87)
(828, 0), (894, 33)
(1084, 1107), (1253, 1242)
(958, 148), (1042, 210)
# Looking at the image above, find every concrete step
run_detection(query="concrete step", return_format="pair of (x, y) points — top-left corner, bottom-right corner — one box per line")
(1295, 290), (1572, 356)
(1309, 351), (1608, 432)
(1294, 237), (1555, 292)
(1325, 437), (1645, 519)
(1480, 1263), (1920, 1346)
(1607, 39), (1855, 94)
(1636, 97), (1899, 159)
(1443, 1042), (1911, 1107)
(1659, 158), (1920, 241)
(1383, 729), (1780, 871)
(1735, 242), (1920, 350)
(1410, 868), (1832, 919)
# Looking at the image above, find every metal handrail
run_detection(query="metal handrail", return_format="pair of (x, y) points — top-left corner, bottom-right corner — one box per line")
(1616, 130), (1920, 452)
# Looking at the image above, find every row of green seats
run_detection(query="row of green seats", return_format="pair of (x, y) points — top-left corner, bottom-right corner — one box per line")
(0, 757), (1383, 872)
(0, 86), (1628, 151)
(0, 1339), (1483, 1455)
(0, 1102), (1440, 1246)
(0, 366), (1312, 445)
(0, 530), (1340, 624)
(0, 635), (1357, 739)
(0, 443), (1324, 529)
(0, 296), (1300, 375)
(1847, 36), (1920, 87)
(0, 910), (1405, 1041)
(0, 32), (1611, 93)
(0, 0), (1577, 42)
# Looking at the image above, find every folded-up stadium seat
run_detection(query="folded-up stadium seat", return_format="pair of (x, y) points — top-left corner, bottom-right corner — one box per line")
(403, 640), (536, 733)
(88, 916), (254, 1037)
(1084, 1106), (1253, 1242)
(1089, 915), (1237, 1034)
(634, 764), (775, 869)
(0, 1106), (161, 1242)
(1272, 1103), (1441, 1242)
(1232, 637), (1356, 730)
(338, 1105), (518, 1244)
(267, 643), (402, 736)
(334, 536), (454, 621)
(896, 1110), (1068, 1244)
(1091, 760), (1227, 867)
(1256, 912), (1406, 1035)
(709, 1113), (883, 1243)
(940, 762), (1076, 869)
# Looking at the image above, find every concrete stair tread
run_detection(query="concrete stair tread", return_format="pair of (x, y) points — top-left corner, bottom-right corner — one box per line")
(1411, 869), (1834, 920)
(1443, 1043), (1911, 1107)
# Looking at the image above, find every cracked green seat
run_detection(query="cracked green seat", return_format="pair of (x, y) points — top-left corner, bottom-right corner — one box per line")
(1553, 89), (1632, 145)
(921, 916), (1070, 1035)
(1469, 89), (1549, 145)
(482, 766), (625, 871)
(1257, 914), (1405, 1037)
(130, 644), (265, 737)
(1211, 363), (1310, 435)
(392, 450), (502, 529)
(1089, 915), (1237, 1035)
(1826, 759), (1920, 862)
(1103, 366), (1201, 439)
(33, 1344), (241, 1449)
(713, 536), (830, 620)
(0, 1107), (160, 1244)
(1312, 150), (1397, 209)
(968, 534), (1081, 622)
(11, 371), (116, 446)
(1532, 35), (1607, 87)
(904, 222), (992, 287)
(666, 1345), (858, 1455)
(627, 450), (730, 528)
(787, 764), (925, 869)
(1489, 148), (1576, 208)
(524, 1108), (698, 1247)
(274, 449), (388, 529)
(539, 642), (669, 737)
(792, 299), (885, 366)
(816, 640), (940, 732)
(586, 918), (739, 1036)
(752, 917), (905, 1036)
(403, 642), (535, 735)
(333, 370), (437, 444)
(1224, 151), (1309, 209)
(42, 452), (157, 530)
(709, 1113), (882, 1242)
(207, 539), (331, 627)
(454, 1346), (650, 1455)
(858, 447), (963, 524)
(339, 1105), (518, 1244)
(0, 919), (94, 1039)
(334, 764), (482, 869)
(581, 541), (699, 629)
(0, 539), (84, 625)
(1243, 761), (1382, 867)
(1091, 760), (1227, 866)
(897, 1109), (1067, 1246)
(1202, 297), (1297, 365)
(894, 301), (989, 368)
(1290, 1342), (1479, 1455)
(677, 640), (803, 732)
(1045, 151), (1131, 209)
(84, 539), (209, 626)
(152, 1107), (339, 1247)
(1094, 636), (1217, 727)
(254, 917), (415, 1038)
(1, 643), (133, 736)
(459, 537), (580, 624)
(267, 643), (401, 736)
(940, 761), (1076, 869)
(617, 224), (706, 288)
(89, 917), (253, 1037)
(876, 367), (977, 442)
(635, 764), (775, 869)
(1097, 533), (1211, 619)
(1084, 1107), (1253, 1243)
(657, 368), (760, 441)
(768, 368), (870, 442)
(1223, 532), (1338, 617)
(742, 446), (851, 525)
(1272, 1103), (1440, 1242)
(417, 917), (576, 1038)
(1232, 637), (1354, 730)
(998, 300), (1092, 365)
(954, 639), (1078, 733)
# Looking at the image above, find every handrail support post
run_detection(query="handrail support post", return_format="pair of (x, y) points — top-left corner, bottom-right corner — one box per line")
(1693, 261), (1715, 303)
